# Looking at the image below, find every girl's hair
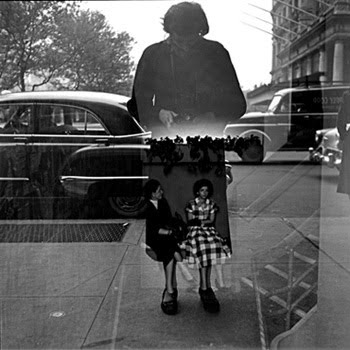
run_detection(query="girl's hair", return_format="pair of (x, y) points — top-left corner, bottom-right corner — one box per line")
(193, 178), (214, 197)
(162, 1), (209, 36)
(143, 179), (161, 199)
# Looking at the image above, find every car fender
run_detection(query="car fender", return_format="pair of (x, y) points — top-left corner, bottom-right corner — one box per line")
(236, 129), (272, 143)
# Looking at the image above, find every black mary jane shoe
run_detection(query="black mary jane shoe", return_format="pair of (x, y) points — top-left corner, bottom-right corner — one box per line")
(161, 289), (178, 315)
(199, 288), (220, 313)
(163, 287), (178, 299)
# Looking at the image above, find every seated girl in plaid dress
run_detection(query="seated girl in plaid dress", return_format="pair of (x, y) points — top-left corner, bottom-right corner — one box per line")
(182, 178), (231, 312)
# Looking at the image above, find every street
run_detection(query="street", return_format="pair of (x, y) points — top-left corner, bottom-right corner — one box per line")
(226, 151), (349, 219)
(1, 152), (349, 349)
(226, 152), (349, 346)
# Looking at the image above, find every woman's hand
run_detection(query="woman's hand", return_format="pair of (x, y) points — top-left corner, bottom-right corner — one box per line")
(159, 228), (173, 235)
(159, 109), (177, 128)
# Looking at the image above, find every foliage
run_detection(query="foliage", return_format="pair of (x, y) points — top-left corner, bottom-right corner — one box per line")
(54, 10), (135, 92)
(145, 136), (185, 175)
(145, 135), (253, 175)
(0, 1), (134, 93)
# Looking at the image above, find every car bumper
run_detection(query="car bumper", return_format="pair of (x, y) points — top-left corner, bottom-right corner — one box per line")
(309, 146), (342, 168)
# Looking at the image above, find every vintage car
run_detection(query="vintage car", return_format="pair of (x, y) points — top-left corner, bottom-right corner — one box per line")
(0, 91), (151, 220)
(309, 127), (342, 170)
(224, 85), (349, 163)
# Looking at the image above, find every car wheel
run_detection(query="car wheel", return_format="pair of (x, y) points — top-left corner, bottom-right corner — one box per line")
(108, 196), (147, 218)
(240, 143), (265, 163)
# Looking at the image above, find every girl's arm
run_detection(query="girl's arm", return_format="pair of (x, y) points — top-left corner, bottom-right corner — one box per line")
(201, 211), (215, 226)
(146, 200), (173, 237)
(159, 198), (173, 236)
(187, 211), (195, 221)
(186, 208), (201, 226)
(158, 228), (173, 236)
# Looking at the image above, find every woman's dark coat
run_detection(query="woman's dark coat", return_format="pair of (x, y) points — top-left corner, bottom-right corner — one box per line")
(128, 38), (246, 131)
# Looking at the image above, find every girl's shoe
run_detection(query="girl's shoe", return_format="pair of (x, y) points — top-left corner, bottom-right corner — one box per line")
(161, 289), (178, 315)
(173, 287), (178, 300)
(199, 288), (220, 313)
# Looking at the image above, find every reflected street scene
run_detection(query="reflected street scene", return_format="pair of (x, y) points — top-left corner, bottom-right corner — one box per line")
(0, 91), (151, 220)
(1, 1), (350, 350)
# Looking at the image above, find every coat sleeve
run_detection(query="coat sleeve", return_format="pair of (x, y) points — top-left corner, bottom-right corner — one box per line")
(337, 91), (350, 141)
(131, 45), (161, 129)
(213, 45), (247, 122)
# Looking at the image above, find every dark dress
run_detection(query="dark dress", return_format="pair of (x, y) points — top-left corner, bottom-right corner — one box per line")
(127, 38), (246, 137)
(145, 198), (180, 265)
(337, 91), (350, 195)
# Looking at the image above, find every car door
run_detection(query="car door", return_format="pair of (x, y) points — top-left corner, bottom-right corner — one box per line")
(264, 94), (291, 151)
(287, 90), (322, 149)
(0, 103), (36, 219)
(30, 102), (147, 219)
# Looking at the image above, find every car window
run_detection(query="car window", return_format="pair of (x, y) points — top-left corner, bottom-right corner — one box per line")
(0, 104), (33, 134)
(267, 94), (282, 113)
(36, 104), (108, 135)
(277, 95), (291, 113)
(74, 108), (108, 135)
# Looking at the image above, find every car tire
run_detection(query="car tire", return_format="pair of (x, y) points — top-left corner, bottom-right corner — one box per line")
(108, 196), (147, 218)
(240, 143), (265, 163)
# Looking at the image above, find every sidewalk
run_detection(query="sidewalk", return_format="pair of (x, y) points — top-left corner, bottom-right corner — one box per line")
(1, 217), (265, 350)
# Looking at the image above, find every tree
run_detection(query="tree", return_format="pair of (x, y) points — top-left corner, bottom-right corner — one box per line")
(0, 1), (76, 91)
(55, 9), (135, 94)
(0, 1), (135, 95)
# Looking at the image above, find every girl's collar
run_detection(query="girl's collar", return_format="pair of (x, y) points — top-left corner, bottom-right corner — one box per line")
(195, 197), (210, 204)
(150, 199), (158, 208)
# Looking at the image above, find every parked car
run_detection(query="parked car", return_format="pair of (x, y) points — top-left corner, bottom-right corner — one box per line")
(0, 91), (151, 219)
(309, 127), (342, 170)
(224, 85), (349, 163)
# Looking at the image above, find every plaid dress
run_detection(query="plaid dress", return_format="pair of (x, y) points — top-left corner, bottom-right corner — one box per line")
(182, 197), (231, 268)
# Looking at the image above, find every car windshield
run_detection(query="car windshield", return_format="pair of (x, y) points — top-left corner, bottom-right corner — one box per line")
(267, 95), (282, 113)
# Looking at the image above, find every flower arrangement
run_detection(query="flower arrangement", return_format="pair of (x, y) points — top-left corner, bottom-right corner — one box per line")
(145, 134), (261, 175)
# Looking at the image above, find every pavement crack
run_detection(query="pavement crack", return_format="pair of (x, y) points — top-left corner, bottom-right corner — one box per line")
(80, 246), (129, 348)
(280, 215), (350, 277)
(56, 266), (117, 296)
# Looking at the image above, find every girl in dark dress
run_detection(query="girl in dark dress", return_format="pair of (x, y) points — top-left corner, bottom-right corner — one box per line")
(144, 179), (182, 315)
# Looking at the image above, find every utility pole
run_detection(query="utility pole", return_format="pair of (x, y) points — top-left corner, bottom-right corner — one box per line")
(249, 3), (309, 29)
(243, 11), (298, 36)
(241, 21), (290, 43)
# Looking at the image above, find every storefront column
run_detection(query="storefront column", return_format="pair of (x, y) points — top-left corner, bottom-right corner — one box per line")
(306, 57), (312, 76)
(319, 49), (327, 85)
(333, 40), (344, 84)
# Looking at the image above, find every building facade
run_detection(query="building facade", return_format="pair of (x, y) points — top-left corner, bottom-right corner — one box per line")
(271, 0), (350, 86)
(248, 0), (350, 111)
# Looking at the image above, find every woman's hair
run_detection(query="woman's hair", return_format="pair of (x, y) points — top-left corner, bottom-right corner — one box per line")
(193, 178), (214, 197)
(143, 179), (161, 199)
(162, 1), (209, 36)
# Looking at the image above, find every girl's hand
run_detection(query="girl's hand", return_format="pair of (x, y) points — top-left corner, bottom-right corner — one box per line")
(159, 109), (177, 128)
